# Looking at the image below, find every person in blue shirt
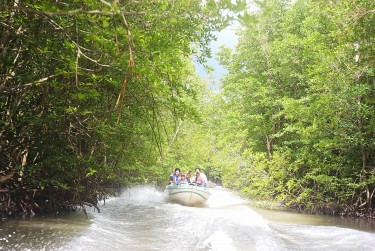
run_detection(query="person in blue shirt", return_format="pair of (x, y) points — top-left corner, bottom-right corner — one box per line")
(178, 174), (188, 185)
(169, 168), (181, 185)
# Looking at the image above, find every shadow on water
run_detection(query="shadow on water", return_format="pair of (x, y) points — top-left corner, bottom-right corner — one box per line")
(0, 212), (91, 251)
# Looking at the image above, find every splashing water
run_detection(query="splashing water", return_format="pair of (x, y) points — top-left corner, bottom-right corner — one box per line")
(1, 185), (374, 251)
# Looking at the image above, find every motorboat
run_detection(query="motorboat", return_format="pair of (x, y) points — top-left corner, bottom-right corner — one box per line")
(165, 184), (211, 206)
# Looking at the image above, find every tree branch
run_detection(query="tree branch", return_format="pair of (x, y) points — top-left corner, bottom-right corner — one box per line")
(0, 74), (57, 93)
(0, 6), (146, 17)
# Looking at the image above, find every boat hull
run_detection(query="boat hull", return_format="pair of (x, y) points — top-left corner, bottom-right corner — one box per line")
(165, 185), (211, 206)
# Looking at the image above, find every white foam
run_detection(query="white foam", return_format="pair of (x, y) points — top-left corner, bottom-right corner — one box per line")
(120, 185), (165, 203)
(203, 230), (236, 251)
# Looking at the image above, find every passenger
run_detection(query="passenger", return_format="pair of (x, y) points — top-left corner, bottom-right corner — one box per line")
(185, 170), (192, 183)
(193, 168), (208, 187)
(178, 174), (188, 185)
(169, 168), (181, 185)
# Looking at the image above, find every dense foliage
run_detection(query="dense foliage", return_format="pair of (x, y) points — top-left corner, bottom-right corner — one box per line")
(0, 0), (243, 219)
(1, 0), (373, 220)
(211, 0), (374, 217)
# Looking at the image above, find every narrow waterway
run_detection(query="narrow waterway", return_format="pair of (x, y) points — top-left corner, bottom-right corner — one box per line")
(1, 186), (374, 251)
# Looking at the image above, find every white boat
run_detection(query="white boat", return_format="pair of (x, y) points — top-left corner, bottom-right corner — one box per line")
(165, 184), (211, 206)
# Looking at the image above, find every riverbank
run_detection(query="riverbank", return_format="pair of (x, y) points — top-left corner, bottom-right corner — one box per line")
(248, 199), (375, 220)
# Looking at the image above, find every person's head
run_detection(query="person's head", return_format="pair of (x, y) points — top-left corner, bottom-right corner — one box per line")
(195, 168), (201, 174)
(180, 174), (186, 180)
(174, 168), (181, 176)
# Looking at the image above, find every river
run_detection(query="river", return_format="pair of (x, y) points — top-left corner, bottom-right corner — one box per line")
(1, 186), (374, 251)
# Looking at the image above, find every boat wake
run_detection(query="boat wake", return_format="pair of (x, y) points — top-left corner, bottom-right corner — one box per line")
(50, 185), (374, 251)
(202, 230), (236, 251)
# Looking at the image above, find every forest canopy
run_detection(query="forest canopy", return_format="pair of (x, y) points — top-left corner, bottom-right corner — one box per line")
(0, 0), (243, 218)
(210, 0), (374, 217)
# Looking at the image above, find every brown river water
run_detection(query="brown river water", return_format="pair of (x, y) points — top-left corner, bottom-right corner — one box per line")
(0, 186), (374, 251)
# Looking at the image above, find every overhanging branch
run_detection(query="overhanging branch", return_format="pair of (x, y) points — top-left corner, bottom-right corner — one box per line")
(0, 6), (145, 17)
(0, 74), (57, 93)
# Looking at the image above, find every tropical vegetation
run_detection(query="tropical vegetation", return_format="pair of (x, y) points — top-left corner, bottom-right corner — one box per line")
(211, 0), (374, 217)
(0, 0), (243, 218)
(0, 0), (374, 219)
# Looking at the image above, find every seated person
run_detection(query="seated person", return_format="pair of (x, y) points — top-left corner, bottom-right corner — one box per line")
(192, 168), (208, 187)
(178, 174), (188, 185)
(169, 168), (181, 185)
(185, 170), (191, 183)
